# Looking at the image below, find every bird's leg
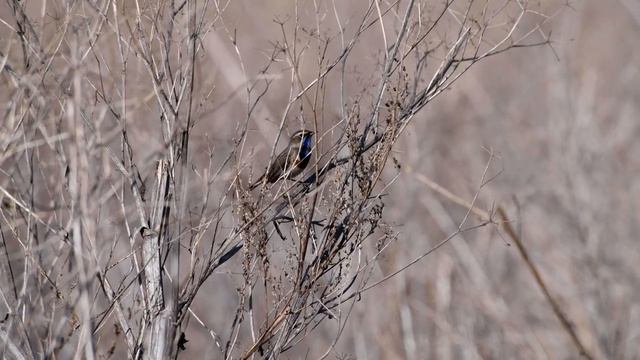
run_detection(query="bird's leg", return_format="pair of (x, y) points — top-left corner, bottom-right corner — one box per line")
(273, 220), (286, 241)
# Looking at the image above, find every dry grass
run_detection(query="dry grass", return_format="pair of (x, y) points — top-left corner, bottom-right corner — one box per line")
(1, 0), (637, 359)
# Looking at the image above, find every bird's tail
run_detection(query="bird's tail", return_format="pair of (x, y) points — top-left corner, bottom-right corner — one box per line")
(249, 176), (264, 190)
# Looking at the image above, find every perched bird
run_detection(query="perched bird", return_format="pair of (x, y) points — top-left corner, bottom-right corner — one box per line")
(250, 129), (315, 189)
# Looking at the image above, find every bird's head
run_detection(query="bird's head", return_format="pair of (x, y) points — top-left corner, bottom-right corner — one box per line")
(290, 129), (314, 147)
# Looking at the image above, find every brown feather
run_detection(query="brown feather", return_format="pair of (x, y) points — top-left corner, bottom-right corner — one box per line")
(250, 130), (314, 190)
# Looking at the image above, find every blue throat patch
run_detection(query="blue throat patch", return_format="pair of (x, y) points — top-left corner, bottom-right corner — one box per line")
(300, 135), (312, 158)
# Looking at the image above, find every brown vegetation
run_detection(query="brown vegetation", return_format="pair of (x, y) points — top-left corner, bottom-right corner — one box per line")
(0, 0), (636, 359)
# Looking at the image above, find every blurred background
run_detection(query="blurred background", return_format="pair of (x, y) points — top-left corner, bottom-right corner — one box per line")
(183, 1), (640, 359)
(2, 0), (640, 359)
(349, 1), (640, 359)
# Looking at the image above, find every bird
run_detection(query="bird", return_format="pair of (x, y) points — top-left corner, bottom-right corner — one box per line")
(250, 129), (315, 190)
